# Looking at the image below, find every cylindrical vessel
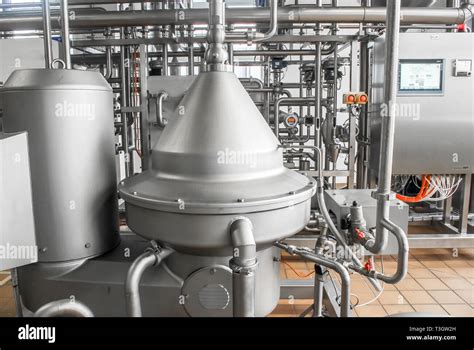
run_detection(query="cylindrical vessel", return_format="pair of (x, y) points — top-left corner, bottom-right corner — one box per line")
(1, 69), (119, 262)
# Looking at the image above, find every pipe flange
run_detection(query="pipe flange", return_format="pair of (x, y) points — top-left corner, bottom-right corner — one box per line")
(229, 259), (259, 275)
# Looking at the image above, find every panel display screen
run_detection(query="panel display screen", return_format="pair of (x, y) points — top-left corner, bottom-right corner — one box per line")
(398, 59), (444, 93)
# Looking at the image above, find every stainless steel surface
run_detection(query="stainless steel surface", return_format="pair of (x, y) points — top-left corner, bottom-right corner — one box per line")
(0, 38), (59, 83)
(1, 69), (119, 262)
(0, 8), (468, 31)
(120, 71), (314, 255)
(0, 132), (37, 270)
(18, 234), (281, 317)
(370, 33), (474, 175)
(324, 189), (409, 255)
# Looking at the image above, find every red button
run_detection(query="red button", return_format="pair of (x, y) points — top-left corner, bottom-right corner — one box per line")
(347, 95), (355, 103)
(359, 95), (367, 103)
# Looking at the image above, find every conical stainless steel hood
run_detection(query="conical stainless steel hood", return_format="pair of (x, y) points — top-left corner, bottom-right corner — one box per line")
(119, 71), (315, 255)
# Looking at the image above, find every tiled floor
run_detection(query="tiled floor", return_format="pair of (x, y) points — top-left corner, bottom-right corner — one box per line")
(270, 248), (474, 317)
(0, 248), (472, 318)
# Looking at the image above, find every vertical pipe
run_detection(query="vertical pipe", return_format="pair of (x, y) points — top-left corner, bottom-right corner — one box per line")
(371, 0), (401, 253)
(120, 33), (132, 177)
(313, 268), (324, 317)
(60, 0), (71, 69)
(314, 0), (322, 164)
(229, 218), (257, 318)
(162, 44), (168, 76)
(357, 0), (371, 189)
(188, 25), (195, 75)
(139, 44), (150, 170)
(41, 0), (53, 68)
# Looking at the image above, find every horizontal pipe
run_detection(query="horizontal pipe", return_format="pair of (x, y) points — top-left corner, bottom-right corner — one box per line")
(0, 7), (467, 31)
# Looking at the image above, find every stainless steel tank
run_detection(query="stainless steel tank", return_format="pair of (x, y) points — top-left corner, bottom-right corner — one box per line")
(1, 69), (119, 262)
(119, 70), (315, 256)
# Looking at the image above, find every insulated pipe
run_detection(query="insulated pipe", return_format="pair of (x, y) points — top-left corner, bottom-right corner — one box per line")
(0, 8), (468, 31)
(41, 0), (53, 68)
(275, 242), (351, 318)
(125, 247), (173, 317)
(34, 299), (94, 317)
(229, 217), (258, 318)
(368, 0), (404, 254)
(60, 0), (71, 69)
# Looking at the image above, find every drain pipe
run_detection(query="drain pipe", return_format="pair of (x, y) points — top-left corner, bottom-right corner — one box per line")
(34, 299), (94, 317)
(125, 244), (173, 317)
(229, 217), (258, 317)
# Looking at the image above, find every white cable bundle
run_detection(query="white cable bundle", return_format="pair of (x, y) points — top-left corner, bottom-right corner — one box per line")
(422, 175), (463, 202)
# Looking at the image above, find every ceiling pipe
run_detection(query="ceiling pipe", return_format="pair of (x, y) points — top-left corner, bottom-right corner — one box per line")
(0, 7), (468, 31)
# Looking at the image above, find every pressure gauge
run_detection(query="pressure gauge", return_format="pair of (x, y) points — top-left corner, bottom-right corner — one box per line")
(284, 113), (299, 128)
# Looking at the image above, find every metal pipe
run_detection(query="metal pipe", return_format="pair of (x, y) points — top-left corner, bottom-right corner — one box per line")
(229, 217), (257, 318)
(120, 34), (132, 177)
(314, 0), (323, 159)
(125, 246), (173, 317)
(155, 91), (168, 128)
(286, 144), (381, 292)
(240, 77), (264, 89)
(34, 299), (94, 317)
(253, 0), (277, 42)
(0, 8), (467, 31)
(274, 97), (315, 137)
(369, 0), (404, 255)
(275, 242), (351, 318)
(162, 44), (168, 76)
(350, 217), (408, 284)
(41, 0), (53, 68)
(60, 0), (71, 69)
(188, 42), (195, 75)
(103, 46), (113, 79)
